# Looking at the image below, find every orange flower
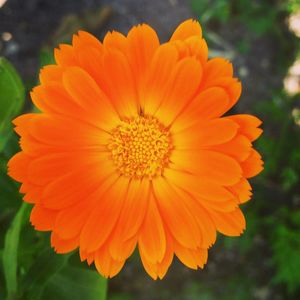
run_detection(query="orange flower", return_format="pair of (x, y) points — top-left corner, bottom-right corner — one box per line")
(8, 19), (263, 279)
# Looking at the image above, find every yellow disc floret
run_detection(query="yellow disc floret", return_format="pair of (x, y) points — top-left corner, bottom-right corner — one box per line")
(108, 115), (172, 179)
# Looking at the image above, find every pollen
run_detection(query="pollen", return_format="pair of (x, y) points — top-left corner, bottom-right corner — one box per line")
(108, 115), (173, 179)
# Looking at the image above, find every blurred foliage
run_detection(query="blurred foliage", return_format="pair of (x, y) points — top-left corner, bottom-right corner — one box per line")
(0, 57), (24, 152)
(239, 91), (300, 297)
(191, 0), (287, 35)
(287, 0), (300, 12)
(272, 209), (300, 293)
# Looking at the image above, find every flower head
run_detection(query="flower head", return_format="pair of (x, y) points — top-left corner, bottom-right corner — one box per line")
(8, 19), (263, 279)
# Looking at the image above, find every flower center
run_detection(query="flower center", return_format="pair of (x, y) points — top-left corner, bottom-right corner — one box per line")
(108, 115), (173, 179)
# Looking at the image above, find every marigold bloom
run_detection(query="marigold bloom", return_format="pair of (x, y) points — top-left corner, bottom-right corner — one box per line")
(8, 19), (263, 279)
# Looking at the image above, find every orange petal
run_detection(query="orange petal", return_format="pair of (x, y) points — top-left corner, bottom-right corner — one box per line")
(86, 252), (95, 266)
(79, 249), (95, 265)
(153, 177), (202, 249)
(72, 45), (106, 92)
(172, 87), (230, 132)
(28, 152), (109, 186)
(174, 242), (208, 269)
(12, 113), (36, 137)
(54, 199), (95, 240)
(101, 49), (138, 117)
(42, 158), (114, 209)
(202, 58), (233, 82)
(94, 246), (125, 278)
(127, 24), (160, 92)
(114, 179), (150, 240)
(109, 237), (137, 264)
(80, 176), (129, 252)
(170, 19), (202, 41)
(201, 77), (242, 110)
(210, 134), (252, 162)
(226, 114), (263, 142)
(39, 65), (63, 85)
(109, 179), (150, 261)
(179, 194), (216, 248)
(62, 66), (119, 130)
(139, 229), (173, 280)
(7, 152), (30, 182)
(199, 198), (238, 213)
(138, 195), (166, 264)
(103, 30), (128, 54)
(164, 168), (234, 202)
(170, 40), (190, 59)
(227, 178), (252, 204)
(170, 149), (242, 185)
(54, 44), (77, 67)
(31, 83), (114, 132)
(31, 86), (56, 114)
(28, 114), (110, 149)
(185, 36), (208, 65)
(19, 134), (66, 157)
(241, 149), (264, 178)
(143, 43), (178, 115)
(23, 185), (43, 204)
(19, 182), (34, 193)
(209, 208), (246, 236)
(139, 251), (158, 280)
(30, 205), (57, 231)
(155, 233), (174, 279)
(155, 57), (202, 126)
(51, 232), (79, 253)
(73, 31), (103, 52)
(173, 118), (239, 148)
(31, 84), (87, 123)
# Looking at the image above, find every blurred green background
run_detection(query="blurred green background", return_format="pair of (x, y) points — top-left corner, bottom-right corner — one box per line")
(0, 0), (300, 299)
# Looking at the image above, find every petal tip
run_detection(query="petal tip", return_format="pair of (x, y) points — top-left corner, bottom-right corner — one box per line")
(171, 19), (202, 41)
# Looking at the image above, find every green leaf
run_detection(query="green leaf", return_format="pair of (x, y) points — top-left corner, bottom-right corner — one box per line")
(0, 57), (25, 152)
(42, 265), (107, 300)
(271, 213), (300, 294)
(2, 202), (30, 300)
(19, 248), (70, 300)
(281, 167), (299, 191)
